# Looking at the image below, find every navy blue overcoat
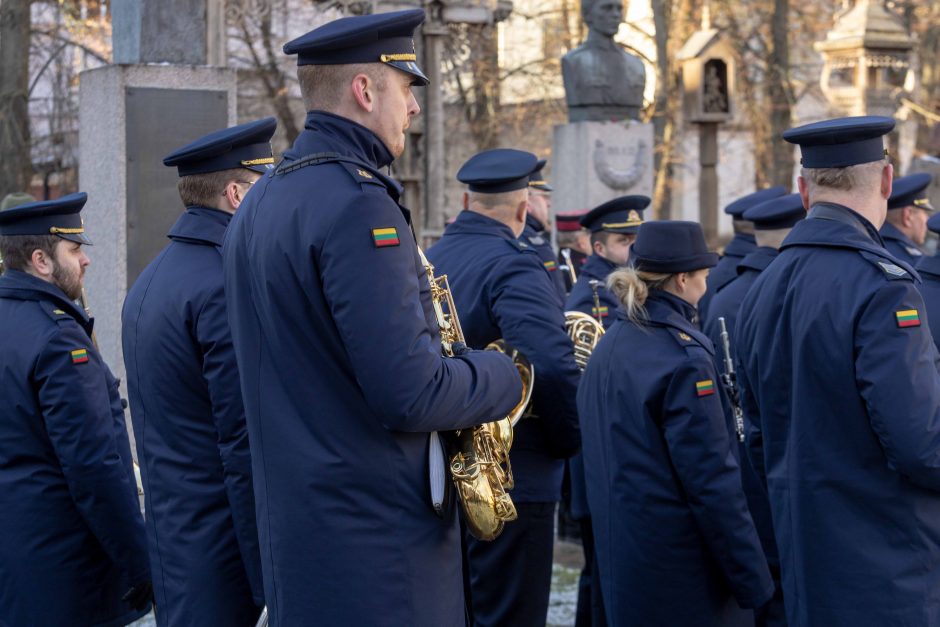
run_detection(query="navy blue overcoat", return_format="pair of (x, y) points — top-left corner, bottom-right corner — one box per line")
(521, 214), (567, 302)
(578, 290), (773, 626)
(566, 254), (620, 331)
(427, 210), (582, 503)
(880, 221), (924, 267)
(0, 270), (150, 627)
(736, 203), (940, 626)
(699, 232), (756, 323)
(918, 254), (940, 353)
(123, 206), (263, 626)
(222, 111), (522, 626)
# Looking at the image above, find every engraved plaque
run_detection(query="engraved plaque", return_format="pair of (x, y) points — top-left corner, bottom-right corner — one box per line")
(125, 87), (228, 287)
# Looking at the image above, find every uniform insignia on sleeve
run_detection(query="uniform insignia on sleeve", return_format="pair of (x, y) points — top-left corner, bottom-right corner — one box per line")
(357, 169), (374, 179)
(878, 261), (908, 277)
(372, 227), (400, 248)
(591, 306), (609, 318)
(678, 332), (692, 341)
(543, 260), (557, 271)
(52, 309), (66, 315)
(896, 309), (921, 328)
(70, 348), (89, 364)
(695, 379), (715, 397)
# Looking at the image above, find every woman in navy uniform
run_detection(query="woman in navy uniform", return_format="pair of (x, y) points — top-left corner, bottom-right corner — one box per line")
(122, 119), (275, 626)
(737, 117), (940, 626)
(578, 220), (773, 627)
(0, 194), (152, 626)
(223, 11), (522, 627)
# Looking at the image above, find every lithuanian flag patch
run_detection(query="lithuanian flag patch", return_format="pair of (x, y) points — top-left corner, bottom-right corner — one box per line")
(70, 348), (89, 364)
(695, 379), (715, 397)
(543, 260), (557, 271)
(894, 309), (920, 329)
(896, 309), (921, 328)
(591, 306), (609, 318)
(372, 227), (400, 248)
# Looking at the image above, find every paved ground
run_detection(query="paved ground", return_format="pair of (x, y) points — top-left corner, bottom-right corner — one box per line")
(548, 538), (585, 627)
(130, 539), (585, 627)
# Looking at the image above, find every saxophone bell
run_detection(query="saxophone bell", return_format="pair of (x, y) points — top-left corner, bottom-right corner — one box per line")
(419, 248), (534, 542)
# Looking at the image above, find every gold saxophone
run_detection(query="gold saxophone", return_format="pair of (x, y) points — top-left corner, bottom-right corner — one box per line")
(419, 248), (534, 541)
(565, 279), (606, 370)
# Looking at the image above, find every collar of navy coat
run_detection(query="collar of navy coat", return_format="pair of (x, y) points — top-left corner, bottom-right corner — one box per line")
(581, 253), (617, 280)
(0, 269), (93, 335)
(735, 246), (779, 276)
(782, 202), (920, 281)
(722, 232), (757, 259)
(622, 289), (714, 356)
(167, 206), (232, 247)
(278, 110), (404, 204)
(917, 254), (940, 279)
(880, 221), (923, 257)
(525, 213), (546, 234)
(445, 209), (534, 253)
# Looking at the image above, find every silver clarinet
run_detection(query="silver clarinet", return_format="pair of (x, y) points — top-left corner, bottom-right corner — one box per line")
(718, 317), (745, 443)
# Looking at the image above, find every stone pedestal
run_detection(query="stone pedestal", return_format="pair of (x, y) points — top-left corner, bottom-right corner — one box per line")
(78, 64), (236, 387)
(551, 120), (654, 215)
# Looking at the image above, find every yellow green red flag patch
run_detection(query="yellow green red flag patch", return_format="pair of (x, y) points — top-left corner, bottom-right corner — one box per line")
(543, 260), (557, 271)
(591, 306), (609, 318)
(71, 348), (89, 364)
(896, 309), (920, 328)
(372, 227), (400, 248)
(696, 379), (715, 397)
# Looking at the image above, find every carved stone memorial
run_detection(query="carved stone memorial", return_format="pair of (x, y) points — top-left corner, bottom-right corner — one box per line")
(552, 0), (654, 215)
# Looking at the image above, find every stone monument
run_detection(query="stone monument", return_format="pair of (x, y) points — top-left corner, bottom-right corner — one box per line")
(79, 0), (236, 389)
(552, 0), (653, 216)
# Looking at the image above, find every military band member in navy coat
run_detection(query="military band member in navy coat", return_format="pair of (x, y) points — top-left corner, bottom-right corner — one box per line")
(0, 194), (152, 626)
(699, 186), (786, 323)
(703, 192), (805, 627)
(918, 192), (940, 353)
(881, 171), (934, 266)
(427, 148), (582, 627)
(520, 159), (567, 301)
(578, 220), (773, 626)
(557, 209), (590, 293)
(564, 194), (646, 627)
(566, 195), (646, 328)
(122, 119), (276, 626)
(223, 11), (522, 627)
(736, 117), (940, 627)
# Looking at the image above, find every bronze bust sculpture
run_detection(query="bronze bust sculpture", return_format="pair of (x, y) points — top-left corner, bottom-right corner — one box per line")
(562, 0), (646, 122)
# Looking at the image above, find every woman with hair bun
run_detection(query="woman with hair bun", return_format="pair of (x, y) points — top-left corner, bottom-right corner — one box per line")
(577, 220), (773, 626)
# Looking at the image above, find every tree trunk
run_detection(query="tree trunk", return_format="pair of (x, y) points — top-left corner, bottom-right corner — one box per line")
(466, 23), (501, 150)
(650, 0), (673, 219)
(767, 0), (793, 188)
(651, 0), (693, 220)
(0, 0), (33, 196)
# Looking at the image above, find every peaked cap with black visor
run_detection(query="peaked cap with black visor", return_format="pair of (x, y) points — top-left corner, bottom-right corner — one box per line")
(0, 192), (93, 245)
(283, 9), (430, 86)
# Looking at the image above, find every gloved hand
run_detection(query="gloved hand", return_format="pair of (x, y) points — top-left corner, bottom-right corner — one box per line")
(451, 341), (470, 356)
(122, 580), (153, 611)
